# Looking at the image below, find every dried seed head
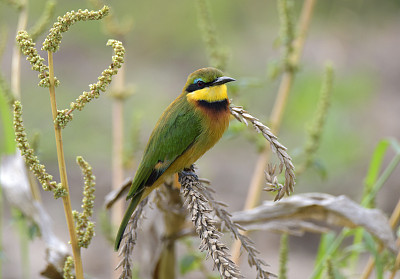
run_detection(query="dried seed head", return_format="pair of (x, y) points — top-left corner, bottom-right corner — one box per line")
(229, 105), (296, 201)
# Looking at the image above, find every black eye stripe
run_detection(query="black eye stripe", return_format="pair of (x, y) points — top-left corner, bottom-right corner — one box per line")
(185, 80), (214, 92)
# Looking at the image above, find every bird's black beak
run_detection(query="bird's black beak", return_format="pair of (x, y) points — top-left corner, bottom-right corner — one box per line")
(212, 76), (236, 86)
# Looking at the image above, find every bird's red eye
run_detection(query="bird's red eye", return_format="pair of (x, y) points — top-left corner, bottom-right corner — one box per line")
(197, 80), (205, 88)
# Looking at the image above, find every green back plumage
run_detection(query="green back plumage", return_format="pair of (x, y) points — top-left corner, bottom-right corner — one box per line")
(127, 94), (202, 198)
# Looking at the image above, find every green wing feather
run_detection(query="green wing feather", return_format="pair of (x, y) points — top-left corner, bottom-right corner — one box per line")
(127, 96), (201, 198)
(115, 96), (201, 250)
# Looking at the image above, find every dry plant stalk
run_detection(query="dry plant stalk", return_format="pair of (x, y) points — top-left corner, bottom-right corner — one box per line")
(229, 105), (295, 201)
(47, 47), (84, 279)
(179, 171), (243, 279)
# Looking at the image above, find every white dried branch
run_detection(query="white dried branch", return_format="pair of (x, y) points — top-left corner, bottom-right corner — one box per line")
(0, 153), (68, 277)
(231, 193), (397, 253)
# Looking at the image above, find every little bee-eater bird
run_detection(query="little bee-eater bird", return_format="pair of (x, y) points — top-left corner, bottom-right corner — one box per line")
(115, 67), (235, 250)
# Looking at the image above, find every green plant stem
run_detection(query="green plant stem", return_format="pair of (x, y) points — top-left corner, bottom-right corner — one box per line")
(363, 150), (400, 208)
(231, 0), (317, 264)
(47, 51), (84, 279)
(279, 233), (289, 279)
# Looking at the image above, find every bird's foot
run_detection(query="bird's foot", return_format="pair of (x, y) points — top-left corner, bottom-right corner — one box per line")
(179, 168), (199, 181)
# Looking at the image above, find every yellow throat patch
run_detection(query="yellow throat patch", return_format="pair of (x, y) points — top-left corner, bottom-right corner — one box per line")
(186, 84), (228, 103)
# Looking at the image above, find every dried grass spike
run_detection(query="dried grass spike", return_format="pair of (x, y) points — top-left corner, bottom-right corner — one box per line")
(179, 172), (243, 279)
(197, 179), (275, 278)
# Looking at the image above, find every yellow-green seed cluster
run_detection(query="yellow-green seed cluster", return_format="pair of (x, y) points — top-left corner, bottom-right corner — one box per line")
(15, 30), (59, 87)
(56, 39), (125, 128)
(63, 256), (74, 279)
(13, 101), (66, 198)
(42, 6), (110, 53)
(73, 156), (96, 248)
(55, 109), (73, 129)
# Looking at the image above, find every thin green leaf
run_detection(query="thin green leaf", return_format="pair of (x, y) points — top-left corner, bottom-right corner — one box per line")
(363, 139), (400, 208)
(180, 254), (201, 275)
(0, 89), (16, 154)
(363, 139), (390, 195)
(313, 232), (335, 279)
(350, 139), (400, 269)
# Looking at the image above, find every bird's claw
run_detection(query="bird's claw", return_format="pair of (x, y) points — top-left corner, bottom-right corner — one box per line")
(179, 169), (199, 181)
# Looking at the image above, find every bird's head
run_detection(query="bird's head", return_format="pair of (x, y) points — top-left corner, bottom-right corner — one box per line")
(184, 67), (235, 103)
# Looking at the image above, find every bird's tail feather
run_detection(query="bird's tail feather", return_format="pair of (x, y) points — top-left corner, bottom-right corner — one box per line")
(114, 190), (144, 251)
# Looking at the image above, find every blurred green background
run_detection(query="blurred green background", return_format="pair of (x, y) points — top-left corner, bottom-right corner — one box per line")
(1, 0), (400, 278)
